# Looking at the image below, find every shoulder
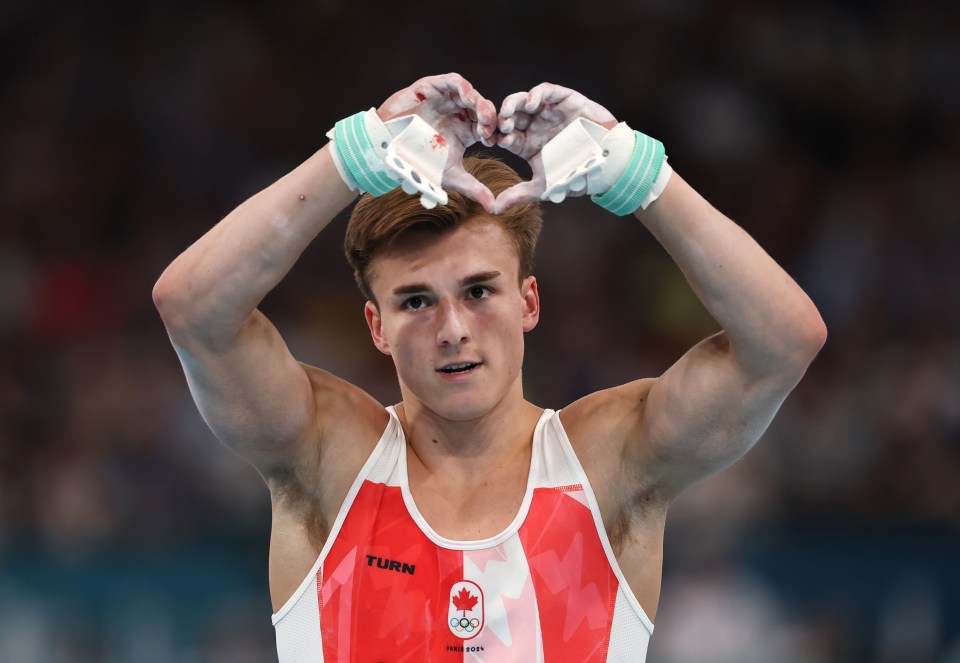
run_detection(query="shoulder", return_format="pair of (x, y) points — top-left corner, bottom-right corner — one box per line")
(557, 378), (659, 501)
(559, 378), (656, 454)
(268, 364), (390, 498)
(303, 363), (391, 441)
(558, 379), (672, 550)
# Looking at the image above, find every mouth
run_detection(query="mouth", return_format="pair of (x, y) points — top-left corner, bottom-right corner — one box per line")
(437, 361), (482, 375)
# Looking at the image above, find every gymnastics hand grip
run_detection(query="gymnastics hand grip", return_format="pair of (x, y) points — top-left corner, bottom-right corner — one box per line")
(382, 114), (449, 209)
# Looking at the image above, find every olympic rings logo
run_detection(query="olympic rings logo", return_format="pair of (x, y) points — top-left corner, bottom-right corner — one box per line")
(449, 617), (481, 632)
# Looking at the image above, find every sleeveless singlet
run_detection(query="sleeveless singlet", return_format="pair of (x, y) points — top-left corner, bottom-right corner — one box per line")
(272, 407), (654, 662)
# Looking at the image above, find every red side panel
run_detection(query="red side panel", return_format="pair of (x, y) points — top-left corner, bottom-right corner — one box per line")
(519, 487), (617, 663)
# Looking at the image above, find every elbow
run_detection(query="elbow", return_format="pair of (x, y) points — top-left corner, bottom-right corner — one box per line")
(152, 269), (191, 332)
(152, 270), (177, 318)
(812, 313), (828, 353)
(151, 272), (171, 314)
(801, 302), (828, 358)
(152, 268), (246, 348)
(753, 301), (828, 380)
(786, 302), (828, 372)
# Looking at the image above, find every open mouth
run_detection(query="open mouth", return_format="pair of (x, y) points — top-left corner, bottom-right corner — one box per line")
(438, 362), (481, 374)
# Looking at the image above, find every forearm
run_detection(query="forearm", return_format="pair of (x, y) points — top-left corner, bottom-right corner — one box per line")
(154, 144), (356, 343)
(637, 172), (826, 374)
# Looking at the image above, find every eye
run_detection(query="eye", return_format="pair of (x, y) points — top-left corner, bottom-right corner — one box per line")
(402, 295), (428, 310)
(467, 285), (490, 300)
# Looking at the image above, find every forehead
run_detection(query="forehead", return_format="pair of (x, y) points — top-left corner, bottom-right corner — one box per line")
(370, 215), (520, 291)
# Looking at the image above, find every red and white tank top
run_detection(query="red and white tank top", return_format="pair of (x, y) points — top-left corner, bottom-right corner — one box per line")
(272, 407), (654, 662)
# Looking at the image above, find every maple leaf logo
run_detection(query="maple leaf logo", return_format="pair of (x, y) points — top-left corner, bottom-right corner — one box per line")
(451, 587), (479, 616)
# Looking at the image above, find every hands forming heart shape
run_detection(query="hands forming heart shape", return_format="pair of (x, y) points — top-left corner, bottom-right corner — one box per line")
(376, 73), (619, 214)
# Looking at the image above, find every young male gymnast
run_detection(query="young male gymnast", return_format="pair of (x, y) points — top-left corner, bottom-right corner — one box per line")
(154, 73), (826, 662)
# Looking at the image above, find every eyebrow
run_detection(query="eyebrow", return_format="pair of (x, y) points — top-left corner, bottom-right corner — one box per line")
(462, 270), (502, 287)
(391, 271), (502, 297)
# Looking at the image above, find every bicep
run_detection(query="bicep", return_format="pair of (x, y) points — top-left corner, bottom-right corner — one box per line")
(168, 309), (320, 468)
(641, 331), (799, 493)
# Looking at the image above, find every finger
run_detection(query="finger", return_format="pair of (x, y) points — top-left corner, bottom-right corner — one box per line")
(382, 74), (463, 117)
(475, 119), (496, 146)
(531, 82), (577, 108)
(422, 72), (467, 93)
(436, 75), (483, 114)
(445, 169), (496, 214)
(452, 75), (487, 111)
(499, 109), (530, 135)
(536, 83), (617, 127)
(410, 73), (461, 104)
(421, 73), (477, 112)
(524, 84), (548, 112)
(512, 112), (532, 132)
(452, 80), (476, 109)
(473, 117), (496, 146)
(499, 91), (529, 120)
(492, 181), (542, 214)
(438, 78), (497, 131)
(468, 100), (499, 147)
(474, 97), (497, 129)
(496, 129), (525, 154)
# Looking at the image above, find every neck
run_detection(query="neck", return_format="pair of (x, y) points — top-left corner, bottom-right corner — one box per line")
(395, 386), (542, 468)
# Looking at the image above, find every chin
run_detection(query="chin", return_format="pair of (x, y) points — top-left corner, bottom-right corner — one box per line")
(410, 386), (503, 422)
(398, 372), (517, 422)
(428, 398), (494, 423)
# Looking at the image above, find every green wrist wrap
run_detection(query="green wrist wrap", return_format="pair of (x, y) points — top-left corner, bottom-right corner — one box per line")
(592, 131), (666, 216)
(331, 111), (400, 196)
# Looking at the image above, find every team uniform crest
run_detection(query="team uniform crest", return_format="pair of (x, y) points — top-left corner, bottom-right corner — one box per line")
(448, 580), (484, 639)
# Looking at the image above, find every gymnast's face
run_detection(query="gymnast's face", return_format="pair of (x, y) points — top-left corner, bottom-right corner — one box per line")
(364, 215), (540, 421)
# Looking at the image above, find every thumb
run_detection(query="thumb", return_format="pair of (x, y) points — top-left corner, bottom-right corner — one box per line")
(492, 181), (543, 215)
(444, 168), (496, 214)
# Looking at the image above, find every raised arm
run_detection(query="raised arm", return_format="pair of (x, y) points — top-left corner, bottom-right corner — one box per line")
(629, 172), (826, 493)
(152, 74), (496, 475)
(494, 83), (826, 498)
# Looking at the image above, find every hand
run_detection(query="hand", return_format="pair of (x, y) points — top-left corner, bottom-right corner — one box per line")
(378, 74), (498, 212)
(493, 83), (618, 213)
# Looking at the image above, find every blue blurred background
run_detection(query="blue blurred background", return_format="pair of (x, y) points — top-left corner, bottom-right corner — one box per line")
(1, 0), (958, 661)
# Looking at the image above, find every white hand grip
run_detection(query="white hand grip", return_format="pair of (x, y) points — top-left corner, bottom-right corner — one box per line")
(540, 119), (609, 203)
(384, 115), (449, 209)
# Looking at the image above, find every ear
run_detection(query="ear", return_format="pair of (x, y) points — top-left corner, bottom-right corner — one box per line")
(364, 301), (392, 355)
(520, 276), (540, 332)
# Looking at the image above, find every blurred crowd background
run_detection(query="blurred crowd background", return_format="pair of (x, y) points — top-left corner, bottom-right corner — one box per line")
(1, 0), (958, 661)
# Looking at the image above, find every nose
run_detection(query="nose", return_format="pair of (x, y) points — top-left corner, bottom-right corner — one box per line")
(436, 299), (469, 347)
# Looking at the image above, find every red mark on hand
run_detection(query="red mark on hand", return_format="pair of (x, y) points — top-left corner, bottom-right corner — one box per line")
(454, 112), (467, 122)
(415, 92), (426, 102)
(430, 134), (447, 149)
